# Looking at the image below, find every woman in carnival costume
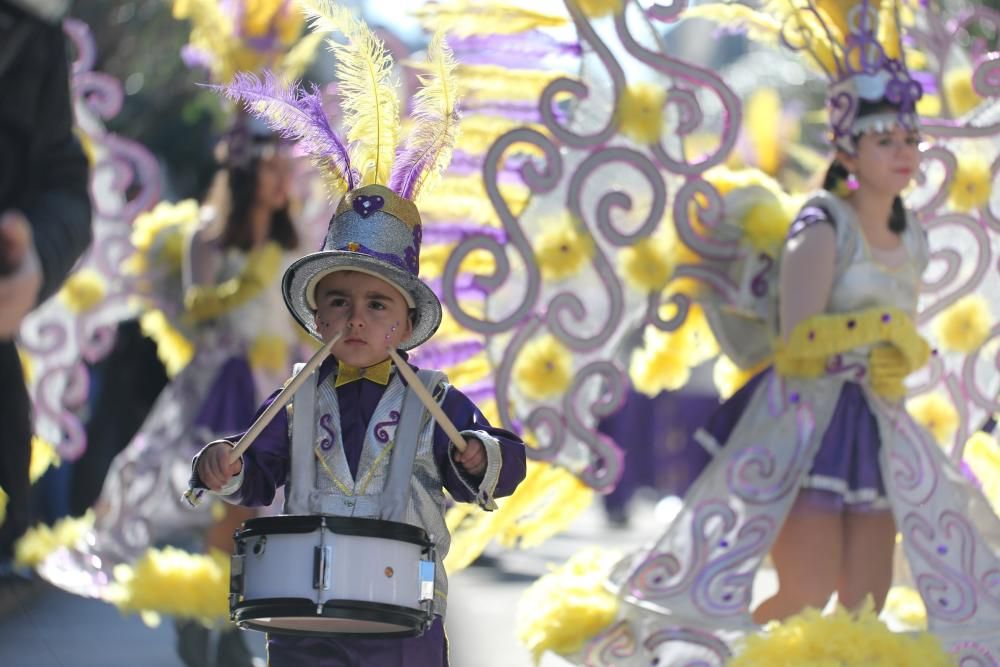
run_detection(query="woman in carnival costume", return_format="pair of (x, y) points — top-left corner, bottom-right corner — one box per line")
(559, 1), (1000, 664)
(192, 2), (527, 664)
(39, 114), (303, 667)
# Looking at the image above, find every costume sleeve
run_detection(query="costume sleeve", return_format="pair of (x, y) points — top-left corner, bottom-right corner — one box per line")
(4, 17), (92, 302)
(182, 241), (282, 323)
(433, 385), (526, 509)
(190, 385), (292, 507)
(778, 206), (837, 341)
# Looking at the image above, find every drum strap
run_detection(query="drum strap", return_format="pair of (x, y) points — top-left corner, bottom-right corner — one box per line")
(380, 369), (445, 522)
(286, 362), (316, 515)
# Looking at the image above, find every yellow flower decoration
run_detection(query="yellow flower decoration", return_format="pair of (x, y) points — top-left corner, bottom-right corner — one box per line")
(745, 88), (783, 177)
(730, 601), (952, 667)
(57, 268), (106, 314)
(514, 335), (574, 400)
(109, 546), (230, 623)
(883, 585), (927, 631)
(907, 392), (960, 447)
(933, 295), (993, 353)
(916, 93), (942, 118)
(126, 199), (200, 276)
(616, 82), (667, 145)
(14, 511), (95, 568)
(534, 216), (595, 281)
(620, 235), (674, 293)
(948, 153), (992, 212)
(963, 431), (1000, 515)
(713, 355), (766, 400)
(629, 327), (692, 397)
(741, 195), (794, 252)
(30, 436), (59, 483)
(571, 0), (624, 19)
(248, 334), (289, 374)
(944, 67), (981, 117)
(515, 547), (620, 662)
(140, 310), (195, 378)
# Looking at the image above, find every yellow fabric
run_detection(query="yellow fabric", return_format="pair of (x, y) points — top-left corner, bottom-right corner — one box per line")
(182, 242), (282, 324)
(868, 344), (910, 400)
(773, 307), (930, 380)
(335, 358), (393, 388)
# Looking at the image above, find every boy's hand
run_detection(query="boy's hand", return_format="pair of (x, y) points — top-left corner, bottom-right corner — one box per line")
(197, 440), (243, 491)
(454, 437), (486, 477)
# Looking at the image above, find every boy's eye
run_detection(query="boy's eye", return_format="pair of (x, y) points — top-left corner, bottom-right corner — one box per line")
(329, 298), (347, 307)
(369, 301), (386, 311)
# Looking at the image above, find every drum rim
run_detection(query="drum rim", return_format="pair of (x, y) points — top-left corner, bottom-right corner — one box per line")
(232, 597), (432, 638)
(236, 515), (431, 547)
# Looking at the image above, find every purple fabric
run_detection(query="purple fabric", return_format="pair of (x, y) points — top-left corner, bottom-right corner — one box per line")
(336, 378), (386, 480)
(216, 356), (526, 508)
(786, 205), (834, 241)
(267, 615), (448, 666)
(597, 390), (720, 512)
(193, 356), (257, 435)
(701, 369), (888, 512)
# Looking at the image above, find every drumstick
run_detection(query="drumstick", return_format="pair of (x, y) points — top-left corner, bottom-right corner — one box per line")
(228, 328), (344, 461)
(385, 347), (467, 453)
(181, 329), (344, 507)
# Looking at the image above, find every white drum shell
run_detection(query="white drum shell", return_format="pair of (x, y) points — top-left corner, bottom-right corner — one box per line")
(240, 529), (425, 610)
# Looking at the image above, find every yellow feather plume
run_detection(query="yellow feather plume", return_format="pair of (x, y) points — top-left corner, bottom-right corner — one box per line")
(390, 31), (461, 203)
(412, 0), (568, 37)
(444, 461), (594, 571)
(300, 0), (399, 186)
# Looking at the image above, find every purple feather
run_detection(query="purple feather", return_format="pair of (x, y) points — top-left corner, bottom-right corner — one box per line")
(448, 31), (580, 69)
(409, 338), (485, 369)
(421, 221), (505, 244)
(217, 71), (355, 190)
(390, 107), (462, 201)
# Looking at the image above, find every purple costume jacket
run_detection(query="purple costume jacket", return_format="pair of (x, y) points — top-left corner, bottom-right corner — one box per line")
(200, 355), (527, 667)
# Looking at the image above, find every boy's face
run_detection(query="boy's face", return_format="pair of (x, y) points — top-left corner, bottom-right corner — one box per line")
(313, 270), (413, 368)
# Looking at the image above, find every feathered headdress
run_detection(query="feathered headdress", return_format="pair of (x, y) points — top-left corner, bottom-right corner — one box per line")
(172, 0), (324, 85)
(684, 0), (923, 153)
(215, 0), (461, 349)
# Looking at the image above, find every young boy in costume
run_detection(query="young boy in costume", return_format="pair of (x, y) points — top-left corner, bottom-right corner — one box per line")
(190, 5), (527, 664)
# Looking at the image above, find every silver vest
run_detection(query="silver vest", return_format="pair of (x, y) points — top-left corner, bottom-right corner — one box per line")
(284, 366), (453, 616)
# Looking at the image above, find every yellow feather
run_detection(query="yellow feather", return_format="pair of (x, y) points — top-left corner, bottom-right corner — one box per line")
(412, 0), (568, 37)
(455, 64), (567, 103)
(397, 30), (461, 203)
(300, 0), (399, 186)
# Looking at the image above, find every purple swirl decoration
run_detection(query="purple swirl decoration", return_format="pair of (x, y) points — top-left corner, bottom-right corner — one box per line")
(538, 3), (625, 149)
(692, 515), (775, 618)
(628, 500), (735, 602)
(563, 361), (627, 492)
(319, 413), (337, 450)
(885, 407), (939, 506)
(644, 627), (731, 666)
(374, 410), (401, 444)
(726, 399), (815, 504)
(582, 621), (638, 665)
(614, 13), (740, 175)
(903, 511), (979, 624)
(442, 128), (560, 336)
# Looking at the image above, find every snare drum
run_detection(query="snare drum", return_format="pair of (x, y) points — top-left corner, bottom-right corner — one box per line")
(230, 515), (436, 637)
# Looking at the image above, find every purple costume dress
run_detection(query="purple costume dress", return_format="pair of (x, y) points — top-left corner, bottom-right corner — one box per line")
(577, 191), (1000, 663)
(200, 355), (526, 667)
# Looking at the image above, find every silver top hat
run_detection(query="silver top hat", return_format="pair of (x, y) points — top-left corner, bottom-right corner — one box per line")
(282, 184), (442, 350)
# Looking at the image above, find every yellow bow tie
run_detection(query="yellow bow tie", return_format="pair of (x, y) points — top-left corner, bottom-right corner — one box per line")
(335, 359), (393, 388)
